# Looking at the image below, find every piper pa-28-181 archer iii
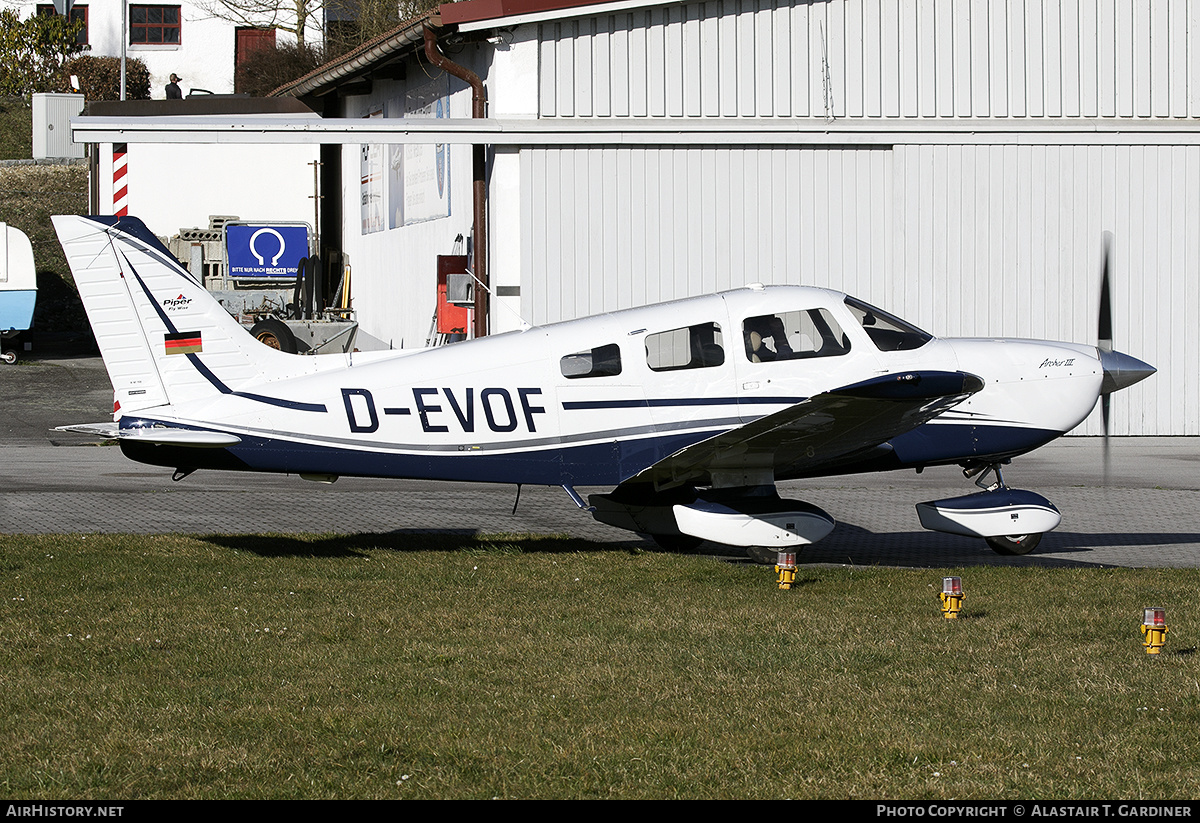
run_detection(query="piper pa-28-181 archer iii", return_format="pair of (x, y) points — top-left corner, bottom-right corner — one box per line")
(53, 215), (1155, 556)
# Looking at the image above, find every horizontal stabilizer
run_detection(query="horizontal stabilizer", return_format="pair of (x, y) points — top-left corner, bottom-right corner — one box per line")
(55, 423), (241, 448)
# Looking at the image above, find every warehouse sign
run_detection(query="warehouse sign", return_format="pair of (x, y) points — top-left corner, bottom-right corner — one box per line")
(225, 224), (310, 279)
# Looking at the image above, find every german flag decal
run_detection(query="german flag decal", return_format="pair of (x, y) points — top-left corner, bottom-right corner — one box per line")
(165, 331), (202, 355)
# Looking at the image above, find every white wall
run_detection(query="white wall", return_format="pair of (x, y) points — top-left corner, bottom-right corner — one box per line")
(486, 25), (540, 334)
(338, 134), (477, 350)
(97, 141), (319, 238)
(6, 0), (322, 98)
(336, 63), (482, 349)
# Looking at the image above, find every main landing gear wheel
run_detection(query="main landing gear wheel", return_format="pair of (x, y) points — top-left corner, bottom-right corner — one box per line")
(250, 318), (298, 354)
(1, 350), (16, 364)
(985, 533), (1043, 556)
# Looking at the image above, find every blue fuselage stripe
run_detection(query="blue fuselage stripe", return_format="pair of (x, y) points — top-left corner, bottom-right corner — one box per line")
(562, 396), (805, 410)
(117, 415), (1062, 487)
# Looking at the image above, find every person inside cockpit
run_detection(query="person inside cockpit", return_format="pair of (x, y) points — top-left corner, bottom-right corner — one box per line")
(744, 314), (793, 362)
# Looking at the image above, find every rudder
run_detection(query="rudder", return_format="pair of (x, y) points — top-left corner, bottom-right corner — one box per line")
(53, 215), (301, 414)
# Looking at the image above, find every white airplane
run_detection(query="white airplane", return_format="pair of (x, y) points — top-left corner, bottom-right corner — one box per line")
(53, 215), (1154, 556)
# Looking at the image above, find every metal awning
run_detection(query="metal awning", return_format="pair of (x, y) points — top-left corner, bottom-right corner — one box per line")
(71, 115), (1200, 147)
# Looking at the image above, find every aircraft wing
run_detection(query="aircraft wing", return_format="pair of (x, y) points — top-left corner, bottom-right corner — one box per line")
(55, 423), (241, 447)
(624, 370), (983, 490)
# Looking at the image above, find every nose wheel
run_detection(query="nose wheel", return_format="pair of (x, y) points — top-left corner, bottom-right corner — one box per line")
(963, 461), (1048, 556)
(985, 533), (1043, 556)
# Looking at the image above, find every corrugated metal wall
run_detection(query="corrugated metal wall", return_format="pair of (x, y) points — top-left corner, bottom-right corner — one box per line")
(520, 1), (1200, 435)
(540, 0), (1200, 120)
(520, 145), (892, 318)
(890, 142), (1199, 436)
(521, 142), (1198, 434)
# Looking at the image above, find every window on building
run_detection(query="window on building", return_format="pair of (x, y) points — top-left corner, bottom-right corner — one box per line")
(36, 4), (88, 46)
(130, 5), (181, 45)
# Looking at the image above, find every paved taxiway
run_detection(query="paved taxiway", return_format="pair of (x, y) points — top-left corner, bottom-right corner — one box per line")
(4, 350), (1199, 568)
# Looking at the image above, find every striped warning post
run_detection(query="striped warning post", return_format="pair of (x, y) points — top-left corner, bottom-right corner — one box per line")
(112, 143), (128, 216)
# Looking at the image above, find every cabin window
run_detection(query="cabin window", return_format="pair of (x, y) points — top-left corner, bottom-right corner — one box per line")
(645, 322), (725, 371)
(561, 343), (622, 379)
(744, 309), (851, 362)
(844, 297), (933, 352)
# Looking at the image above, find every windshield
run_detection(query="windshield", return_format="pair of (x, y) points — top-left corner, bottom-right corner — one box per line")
(843, 297), (933, 352)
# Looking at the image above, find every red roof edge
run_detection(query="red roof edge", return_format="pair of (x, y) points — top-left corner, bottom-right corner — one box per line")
(439, 0), (616, 26)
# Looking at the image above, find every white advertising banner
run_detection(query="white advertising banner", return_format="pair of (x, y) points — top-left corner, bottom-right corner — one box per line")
(360, 104), (385, 235)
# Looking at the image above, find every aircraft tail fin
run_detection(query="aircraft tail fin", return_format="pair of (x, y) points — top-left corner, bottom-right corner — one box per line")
(53, 215), (303, 415)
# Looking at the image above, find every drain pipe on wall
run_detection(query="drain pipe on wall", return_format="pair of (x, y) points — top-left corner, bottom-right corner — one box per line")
(423, 24), (489, 338)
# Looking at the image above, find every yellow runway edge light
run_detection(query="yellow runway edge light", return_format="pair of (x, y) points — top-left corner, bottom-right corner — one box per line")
(775, 551), (797, 590)
(939, 576), (963, 619)
(1141, 607), (1168, 655)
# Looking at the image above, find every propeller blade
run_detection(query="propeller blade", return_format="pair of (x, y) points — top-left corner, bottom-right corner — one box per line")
(1099, 232), (1113, 483)
(1102, 393), (1111, 484)
(1098, 232), (1113, 353)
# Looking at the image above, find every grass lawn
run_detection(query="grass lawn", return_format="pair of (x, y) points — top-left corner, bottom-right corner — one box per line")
(0, 97), (33, 160)
(0, 97), (88, 286)
(2, 531), (1198, 799)
(0, 163), (88, 281)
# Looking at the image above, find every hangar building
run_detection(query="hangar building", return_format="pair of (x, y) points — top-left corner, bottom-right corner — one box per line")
(81, 0), (1200, 436)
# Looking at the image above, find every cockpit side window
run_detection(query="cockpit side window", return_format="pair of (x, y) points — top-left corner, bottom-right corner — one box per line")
(743, 309), (850, 362)
(844, 297), (933, 352)
(646, 322), (725, 371)
(561, 343), (622, 379)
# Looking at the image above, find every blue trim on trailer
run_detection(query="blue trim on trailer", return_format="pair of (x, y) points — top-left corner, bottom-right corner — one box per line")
(0, 290), (36, 332)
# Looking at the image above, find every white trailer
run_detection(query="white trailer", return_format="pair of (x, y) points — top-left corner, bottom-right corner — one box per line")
(0, 224), (36, 364)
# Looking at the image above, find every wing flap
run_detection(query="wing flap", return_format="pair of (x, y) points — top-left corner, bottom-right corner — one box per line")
(627, 371), (983, 489)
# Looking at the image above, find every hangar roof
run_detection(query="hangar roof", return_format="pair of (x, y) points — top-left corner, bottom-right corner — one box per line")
(271, 11), (443, 101)
(85, 98), (318, 118)
(441, 0), (674, 29)
(440, 0), (625, 25)
(271, 0), (673, 101)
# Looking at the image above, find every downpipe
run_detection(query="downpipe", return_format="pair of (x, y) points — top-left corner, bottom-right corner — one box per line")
(424, 24), (489, 338)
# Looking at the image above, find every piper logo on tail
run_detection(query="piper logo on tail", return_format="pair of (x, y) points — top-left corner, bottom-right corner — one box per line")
(163, 294), (192, 311)
(165, 331), (202, 355)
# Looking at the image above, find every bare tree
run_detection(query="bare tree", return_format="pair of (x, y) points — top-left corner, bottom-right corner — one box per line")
(198, 0), (323, 49)
(201, 0), (443, 62)
(324, 0), (441, 58)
